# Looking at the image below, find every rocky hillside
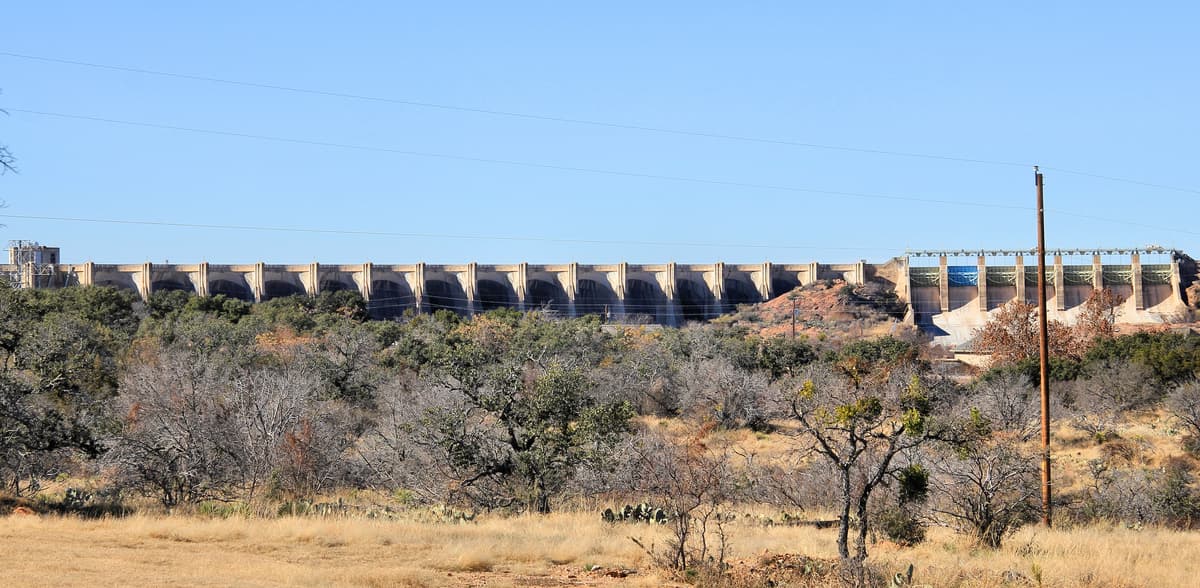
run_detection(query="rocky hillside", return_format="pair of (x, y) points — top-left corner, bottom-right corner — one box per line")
(714, 279), (920, 344)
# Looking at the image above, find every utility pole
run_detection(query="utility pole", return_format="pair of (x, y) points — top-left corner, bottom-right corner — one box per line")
(1035, 166), (1052, 527)
(790, 296), (798, 339)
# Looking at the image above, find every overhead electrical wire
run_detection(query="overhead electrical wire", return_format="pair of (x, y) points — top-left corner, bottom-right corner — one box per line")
(3, 109), (1197, 239)
(6, 108), (1026, 211)
(4, 49), (1199, 196)
(0, 50), (1030, 168)
(0, 212), (898, 252)
(3, 112), (1197, 239)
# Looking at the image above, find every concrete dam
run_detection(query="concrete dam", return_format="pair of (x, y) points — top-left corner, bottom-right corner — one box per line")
(5, 245), (1196, 345)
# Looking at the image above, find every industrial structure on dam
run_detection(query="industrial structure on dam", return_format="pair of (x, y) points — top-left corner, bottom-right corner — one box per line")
(5, 242), (1197, 344)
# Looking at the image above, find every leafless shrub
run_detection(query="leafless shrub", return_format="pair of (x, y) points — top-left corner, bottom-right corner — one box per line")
(1066, 362), (1160, 443)
(1167, 380), (1200, 455)
(966, 372), (1039, 441)
(628, 425), (742, 572)
(747, 454), (841, 514)
(677, 357), (770, 431)
(592, 339), (680, 416)
(108, 347), (339, 506)
(1077, 457), (1200, 527)
(928, 437), (1039, 548)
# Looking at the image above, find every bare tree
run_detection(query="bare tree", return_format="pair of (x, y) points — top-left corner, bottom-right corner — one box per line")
(1075, 288), (1124, 343)
(1067, 362), (1160, 443)
(592, 335), (680, 416)
(678, 357), (770, 430)
(110, 346), (330, 506)
(928, 436), (1039, 548)
(220, 362), (321, 499)
(1, 99), (17, 175)
(110, 348), (239, 507)
(1080, 456), (1200, 527)
(629, 425), (741, 571)
(965, 372), (1039, 441)
(1167, 380), (1200, 454)
(354, 373), (424, 495)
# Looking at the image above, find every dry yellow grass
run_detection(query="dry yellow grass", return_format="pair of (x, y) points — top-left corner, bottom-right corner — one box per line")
(2, 511), (1198, 587)
(0, 512), (675, 588)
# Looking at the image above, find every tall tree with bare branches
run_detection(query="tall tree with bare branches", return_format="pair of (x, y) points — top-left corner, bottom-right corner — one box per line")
(1, 96), (17, 175)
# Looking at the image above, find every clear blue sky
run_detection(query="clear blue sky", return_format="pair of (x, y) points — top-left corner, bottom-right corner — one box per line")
(1, 2), (1197, 264)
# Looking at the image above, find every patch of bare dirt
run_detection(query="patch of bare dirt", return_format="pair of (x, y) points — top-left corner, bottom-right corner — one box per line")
(448, 565), (676, 587)
(719, 280), (915, 344)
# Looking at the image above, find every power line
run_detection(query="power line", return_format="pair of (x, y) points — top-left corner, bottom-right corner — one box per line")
(1048, 209), (1200, 238)
(5, 50), (1199, 196)
(0, 50), (1029, 168)
(1040, 166), (1200, 196)
(4, 112), (1197, 239)
(2, 203), (1196, 252)
(0, 213), (897, 252)
(6, 108), (1031, 211)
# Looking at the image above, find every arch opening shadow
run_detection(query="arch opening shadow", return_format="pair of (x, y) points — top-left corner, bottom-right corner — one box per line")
(263, 280), (304, 300)
(625, 278), (663, 322)
(477, 279), (516, 312)
(370, 279), (413, 319)
(724, 277), (762, 307)
(209, 277), (254, 301)
(772, 275), (801, 297)
(676, 278), (714, 322)
(426, 278), (468, 315)
(151, 274), (195, 294)
(576, 278), (616, 317)
(527, 278), (569, 314)
(320, 278), (356, 293)
(95, 280), (138, 296)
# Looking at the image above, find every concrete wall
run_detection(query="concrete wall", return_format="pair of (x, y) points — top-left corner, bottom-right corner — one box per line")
(3, 260), (840, 325)
(907, 253), (1191, 347)
(3, 252), (1189, 334)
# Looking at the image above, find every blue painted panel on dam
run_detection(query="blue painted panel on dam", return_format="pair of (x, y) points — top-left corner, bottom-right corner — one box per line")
(947, 266), (978, 286)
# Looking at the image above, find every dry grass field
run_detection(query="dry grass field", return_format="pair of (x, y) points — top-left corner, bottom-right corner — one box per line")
(2, 510), (1199, 587)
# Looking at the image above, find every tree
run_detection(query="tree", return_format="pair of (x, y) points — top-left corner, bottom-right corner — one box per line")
(416, 361), (632, 513)
(1167, 380), (1200, 454)
(1085, 331), (1200, 386)
(1075, 288), (1124, 343)
(407, 313), (632, 513)
(677, 356), (770, 430)
(629, 424), (740, 572)
(929, 435), (1039, 548)
(974, 289), (1125, 367)
(0, 144), (13, 175)
(972, 300), (1077, 364)
(0, 281), (35, 366)
(110, 347), (240, 507)
(0, 373), (102, 495)
(754, 335), (817, 380)
(1065, 361), (1161, 443)
(110, 338), (347, 506)
(301, 322), (384, 404)
(783, 363), (948, 562)
(965, 372), (1039, 441)
(1, 99), (16, 175)
(0, 285), (122, 496)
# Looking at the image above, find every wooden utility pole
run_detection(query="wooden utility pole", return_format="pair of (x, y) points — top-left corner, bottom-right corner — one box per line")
(1035, 166), (1052, 527)
(791, 298), (798, 339)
